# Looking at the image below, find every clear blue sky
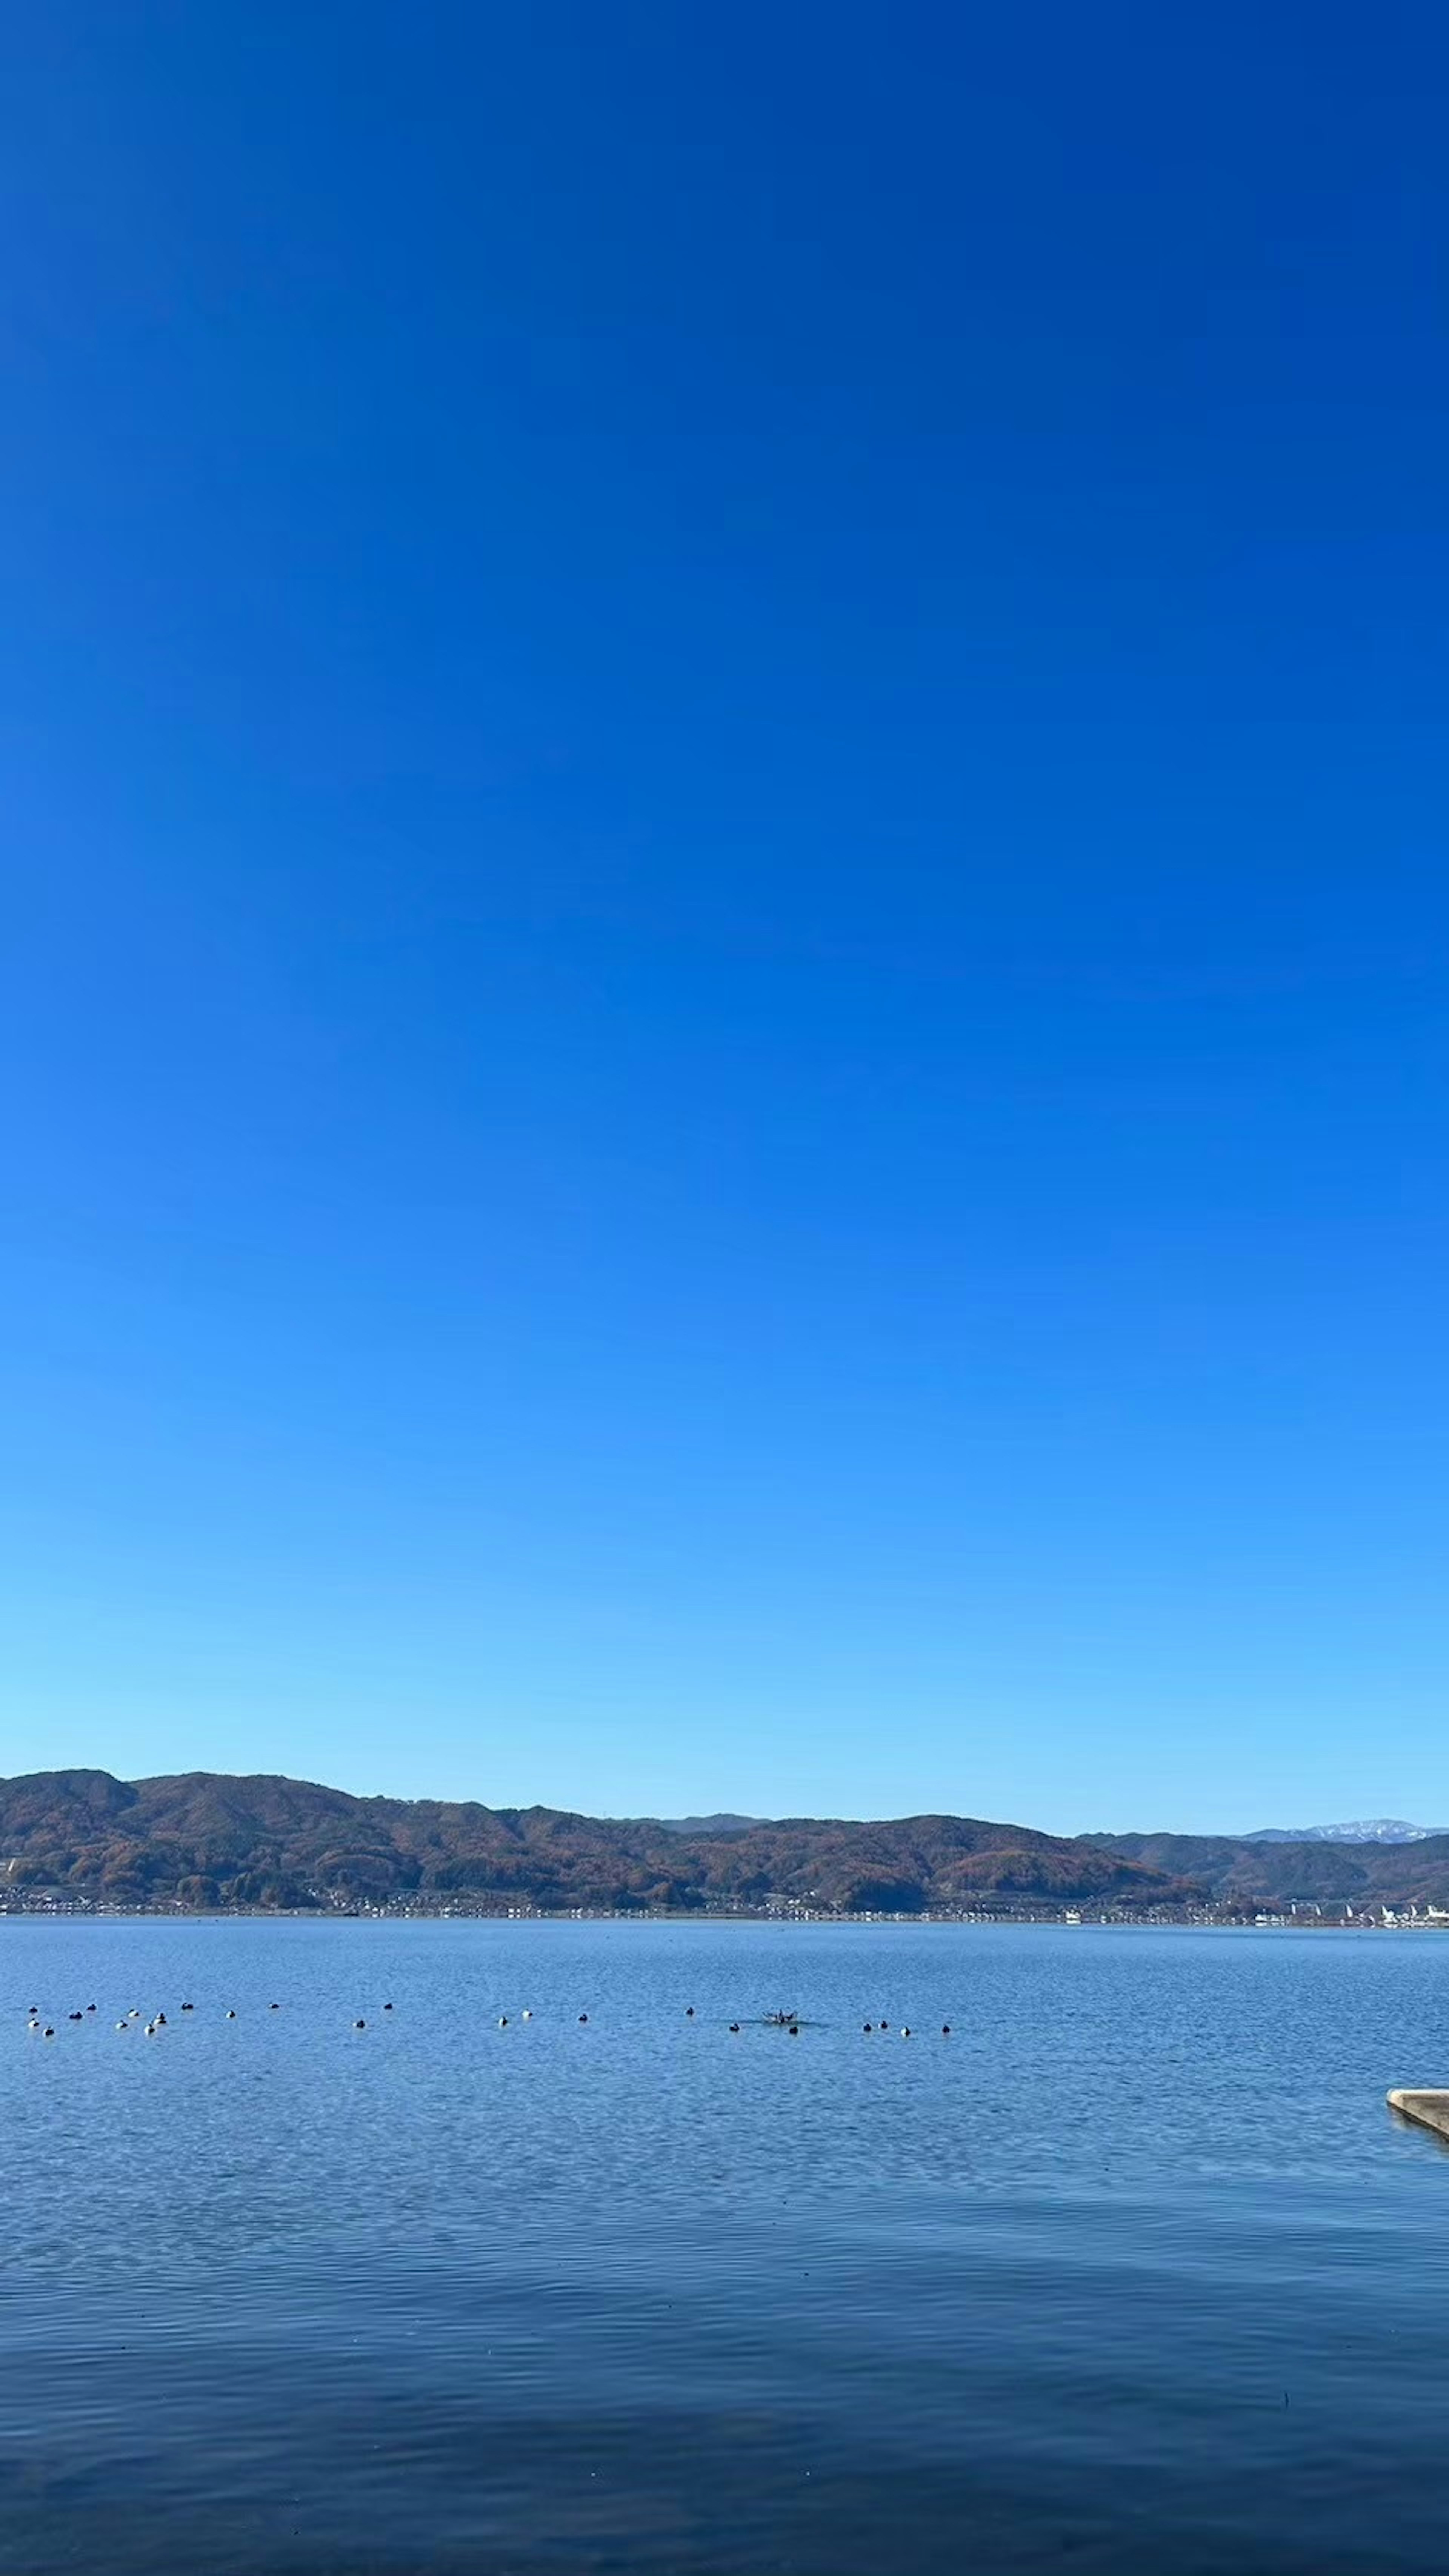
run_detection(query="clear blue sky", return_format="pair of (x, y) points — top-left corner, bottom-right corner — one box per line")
(2, 3), (1446, 1831)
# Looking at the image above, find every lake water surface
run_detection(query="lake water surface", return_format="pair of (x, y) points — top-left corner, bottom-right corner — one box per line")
(3, 1918), (1448, 2574)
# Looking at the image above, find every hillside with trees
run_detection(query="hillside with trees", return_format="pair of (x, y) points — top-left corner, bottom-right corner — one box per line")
(0, 1770), (1201, 1913)
(1081, 1829), (1449, 1909)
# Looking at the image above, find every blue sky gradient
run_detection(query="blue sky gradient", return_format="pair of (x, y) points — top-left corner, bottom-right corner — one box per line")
(2, 4), (1446, 1828)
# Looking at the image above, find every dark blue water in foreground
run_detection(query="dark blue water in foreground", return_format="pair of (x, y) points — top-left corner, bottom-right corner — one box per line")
(3, 1920), (1448, 2574)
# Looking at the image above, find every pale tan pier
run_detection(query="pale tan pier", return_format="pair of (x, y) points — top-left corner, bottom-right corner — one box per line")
(1387, 2089), (1449, 2141)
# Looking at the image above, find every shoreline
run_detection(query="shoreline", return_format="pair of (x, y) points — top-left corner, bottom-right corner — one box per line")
(3, 1906), (1440, 1932)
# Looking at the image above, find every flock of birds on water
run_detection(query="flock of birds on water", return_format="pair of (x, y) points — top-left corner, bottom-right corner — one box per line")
(21, 2001), (954, 2041)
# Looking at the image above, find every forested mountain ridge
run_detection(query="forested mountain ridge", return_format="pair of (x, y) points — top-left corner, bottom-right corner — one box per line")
(0, 1769), (1197, 1912)
(13, 1771), (1447, 1914)
(1080, 1829), (1449, 1908)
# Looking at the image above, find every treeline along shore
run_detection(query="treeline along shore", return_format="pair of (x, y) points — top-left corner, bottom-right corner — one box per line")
(5, 1771), (1449, 1924)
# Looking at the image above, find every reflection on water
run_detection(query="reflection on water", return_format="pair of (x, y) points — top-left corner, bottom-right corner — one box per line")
(3, 1919), (1448, 2573)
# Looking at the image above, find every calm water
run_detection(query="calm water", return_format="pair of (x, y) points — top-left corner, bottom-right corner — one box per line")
(3, 1920), (1448, 2575)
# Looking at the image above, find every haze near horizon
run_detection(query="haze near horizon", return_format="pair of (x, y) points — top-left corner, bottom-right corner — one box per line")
(3, 3), (1447, 1834)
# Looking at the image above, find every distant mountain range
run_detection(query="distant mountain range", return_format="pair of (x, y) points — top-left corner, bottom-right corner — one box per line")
(1083, 1829), (1449, 1908)
(6, 1771), (1449, 1915)
(1244, 1820), (1446, 1845)
(657, 1814), (767, 1837)
(0, 1770), (1194, 1914)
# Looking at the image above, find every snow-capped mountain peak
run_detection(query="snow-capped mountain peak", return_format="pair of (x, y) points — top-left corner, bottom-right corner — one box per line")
(1245, 1818), (1446, 1845)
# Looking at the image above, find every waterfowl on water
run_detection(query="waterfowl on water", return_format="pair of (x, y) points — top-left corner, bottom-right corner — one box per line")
(498, 2015), (509, 2027)
(941, 2024), (951, 2036)
(43, 2027), (55, 2039)
(115, 2022), (128, 2031)
(270, 2003), (280, 2011)
(685, 2006), (695, 2017)
(226, 2010), (237, 2020)
(521, 2009), (531, 2020)
(878, 2021), (889, 2031)
(729, 2023), (740, 2033)
(86, 2004), (97, 2013)
(578, 2013), (588, 2023)
(28, 2019), (41, 2033)
(863, 2023), (873, 2033)
(155, 2012), (166, 2025)
(900, 2027), (911, 2038)
(788, 2025), (799, 2036)
(181, 2002), (194, 2012)
(354, 2019), (366, 2030)
(68, 2011), (82, 2021)
(383, 2002), (394, 2011)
